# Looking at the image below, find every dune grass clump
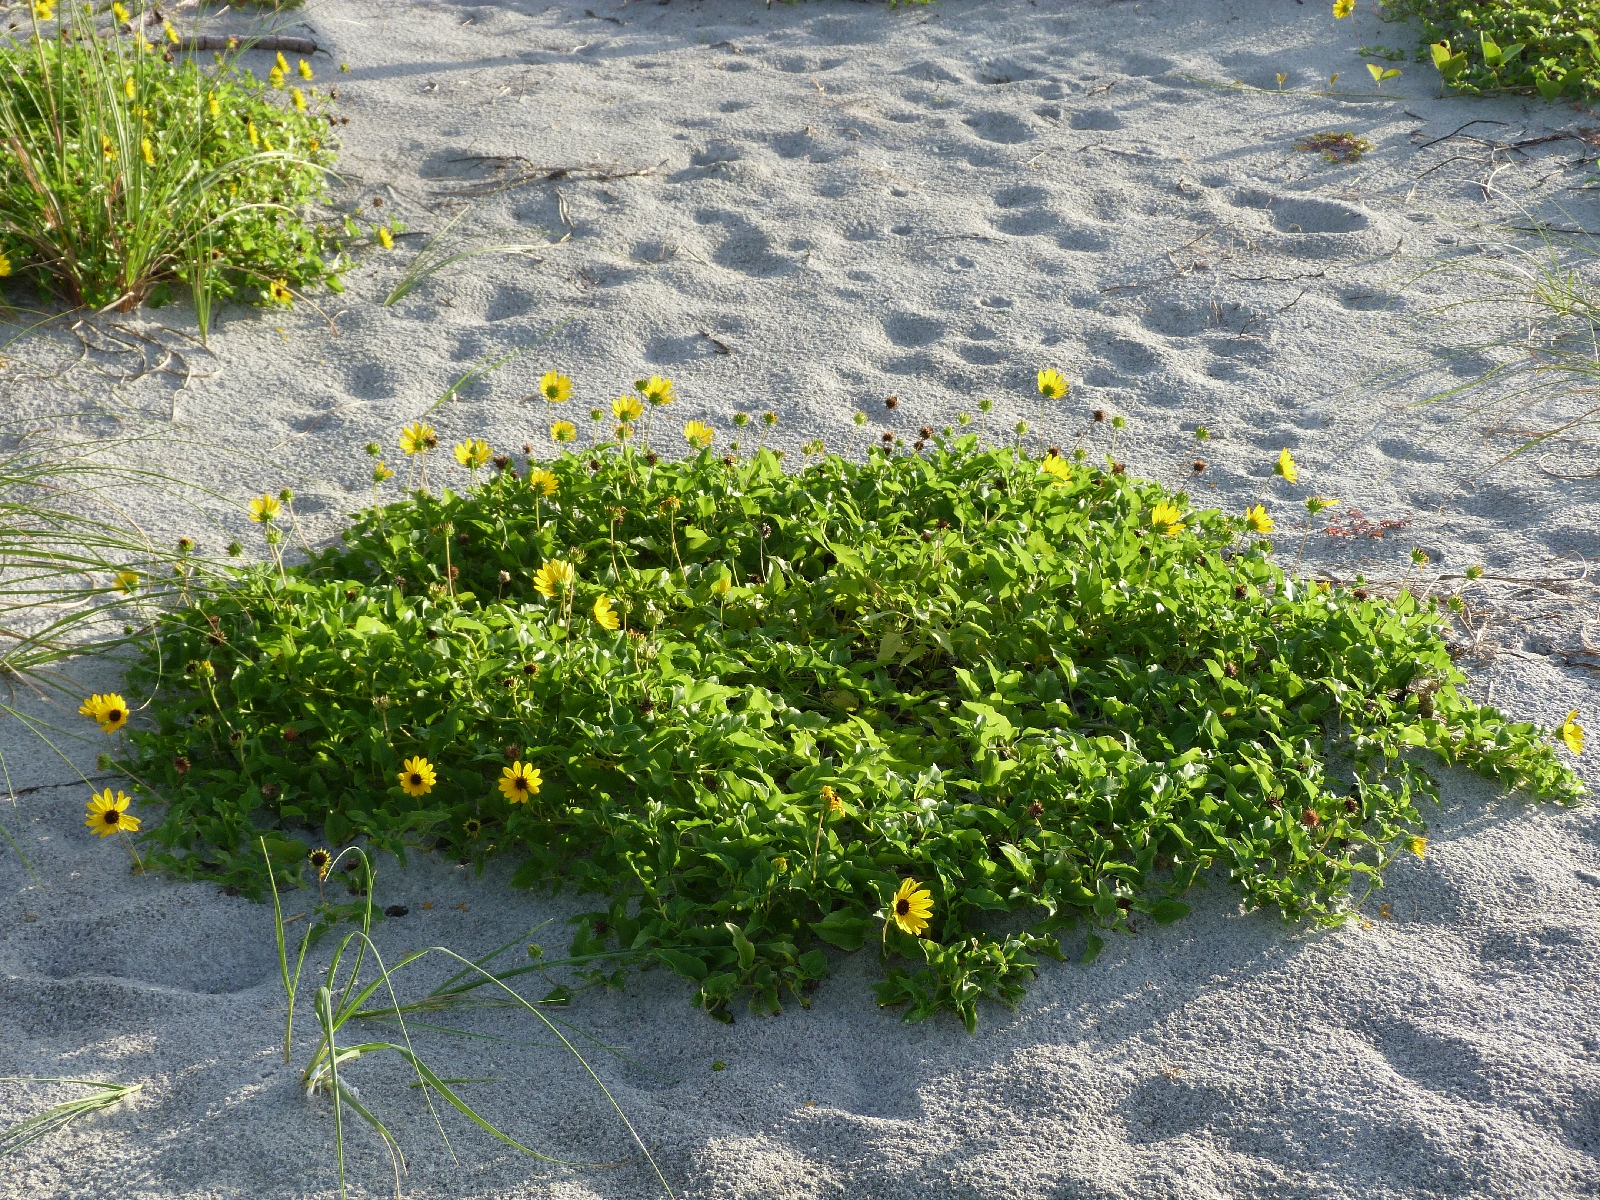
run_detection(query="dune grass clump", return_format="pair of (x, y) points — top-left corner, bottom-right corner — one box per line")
(114, 404), (1581, 1030)
(0, 5), (341, 317)
(1380, 0), (1600, 99)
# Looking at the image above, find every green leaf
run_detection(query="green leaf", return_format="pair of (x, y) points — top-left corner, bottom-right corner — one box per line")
(655, 949), (709, 981)
(810, 910), (870, 951)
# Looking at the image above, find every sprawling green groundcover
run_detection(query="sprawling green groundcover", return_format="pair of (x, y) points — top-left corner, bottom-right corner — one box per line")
(1383, 0), (1600, 99)
(121, 436), (1579, 1029)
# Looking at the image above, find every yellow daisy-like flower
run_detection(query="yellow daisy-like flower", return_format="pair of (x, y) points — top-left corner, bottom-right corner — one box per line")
(399, 422), (436, 456)
(268, 65), (285, 90)
(637, 375), (676, 406)
(79, 692), (129, 735)
(533, 559), (576, 599)
(1040, 455), (1072, 483)
(248, 494), (281, 523)
(1304, 495), (1339, 516)
(1561, 710), (1585, 755)
(86, 788), (139, 837)
(291, 87), (307, 113)
(141, 138), (155, 167)
(1274, 448), (1298, 484)
(247, 119), (259, 148)
(1149, 501), (1185, 536)
(276, 52), (290, 73)
(124, 76), (136, 100)
(593, 594), (620, 630)
(397, 756), (436, 797)
(30, 0), (53, 19)
(550, 420), (577, 443)
(1405, 835), (1427, 860)
(376, 225), (394, 250)
(527, 468), (558, 496)
(890, 878), (933, 937)
(207, 91), (220, 119)
(453, 438), (492, 469)
(101, 133), (115, 159)
(113, 570), (139, 595)
(1243, 505), (1274, 534)
(498, 760), (542, 804)
(298, 58), (314, 81)
(1036, 368), (1069, 400)
(1333, 0), (1354, 16)
(163, 19), (178, 44)
(0, 251), (11, 278)
(683, 420), (714, 449)
(611, 394), (643, 423)
(539, 370), (573, 404)
(268, 279), (292, 305)
(111, 1), (128, 20)
(373, 460), (395, 483)
(307, 846), (333, 879)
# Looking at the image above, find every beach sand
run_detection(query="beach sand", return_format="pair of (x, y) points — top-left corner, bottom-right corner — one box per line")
(2, 1), (1599, 1196)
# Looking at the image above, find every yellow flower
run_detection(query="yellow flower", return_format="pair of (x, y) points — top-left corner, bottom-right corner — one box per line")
(269, 279), (292, 305)
(79, 693), (129, 735)
(298, 58), (314, 81)
(1333, 0), (1354, 16)
(268, 65), (285, 90)
(890, 878), (933, 937)
(550, 420), (577, 443)
(30, 0), (53, 19)
(291, 87), (307, 113)
(1036, 368), (1069, 400)
(1244, 505), (1274, 533)
(1274, 448), (1298, 484)
(124, 77), (136, 100)
(1040, 455), (1072, 483)
(593, 594), (620, 630)
(527, 468), (558, 496)
(397, 756), (436, 798)
(113, 570), (139, 595)
(1561, 710), (1585, 755)
(611, 394), (643, 423)
(86, 789), (139, 838)
(453, 438), (492, 469)
(532, 558), (575, 599)
(1405, 835), (1427, 860)
(498, 760), (542, 804)
(111, 1), (128, 20)
(1149, 501), (1185, 536)
(163, 19), (178, 44)
(1305, 495), (1339, 516)
(0, 251), (11, 278)
(539, 370), (573, 404)
(683, 420), (714, 449)
(101, 134), (115, 159)
(275, 51), (289, 73)
(637, 374), (676, 406)
(376, 225), (393, 250)
(373, 460), (395, 483)
(399, 421), (436, 456)
(141, 138), (155, 167)
(249, 494), (281, 523)
(307, 846), (333, 879)
(711, 575), (732, 597)
(247, 119), (259, 148)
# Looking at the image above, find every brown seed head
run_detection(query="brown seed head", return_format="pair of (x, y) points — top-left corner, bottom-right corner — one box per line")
(885, 395), (899, 410)
(173, 755), (191, 775)
(504, 744), (521, 760)
(282, 726), (298, 742)
(1026, 800), (1044, 820)
(920, 426), (933, 440)
(1192, 459), (1206, 473)
(1234, 584), (1248, 600)
(1092, 409), (1106, 422)
(1301, 808), (1321, 829)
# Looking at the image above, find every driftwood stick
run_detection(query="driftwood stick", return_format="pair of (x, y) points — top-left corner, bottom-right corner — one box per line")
(178, 34), (321, 55)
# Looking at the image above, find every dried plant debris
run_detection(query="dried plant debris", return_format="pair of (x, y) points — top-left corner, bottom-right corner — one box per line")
(1294, 131), (1374, 163)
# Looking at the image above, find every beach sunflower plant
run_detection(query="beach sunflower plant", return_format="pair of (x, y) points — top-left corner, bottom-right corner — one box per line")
(116, 406), (1581, 1031)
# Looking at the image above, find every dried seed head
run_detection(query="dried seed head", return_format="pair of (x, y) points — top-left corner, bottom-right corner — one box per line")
(498, 570), (511, 585)
(920, 426), (933, 439)
(1301, 808), (1321, 829)
(522, 662), (540, 676)
(493, 455), (510, 470)
(504, 744), (521, 760)
(1092, 409), (1106, 422)
(173, 755), (191, 775)
(913, 440), (925, 452)
(1110, 462), (1125, 475)
(282, 726), (298, 742)
(1344, 796), (1360, 813)
(881, 431), (894, 444)
(456, 532), (469, 546)
(1224, 661), (1239, 678)
(1234, 584), (1248, 599)
(261, 783), (279, 799)
(1026, 800), (1044, 820)
(1192, 459), (1206, 473)
(645, 452), (660, 466)
(1353, 588), (1369, 601)
(936, 518), (950, 530)
(885, 395), (899, 410)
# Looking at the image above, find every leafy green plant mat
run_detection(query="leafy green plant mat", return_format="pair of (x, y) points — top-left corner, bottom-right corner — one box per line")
(1386, 0), (1600, 99)
(123, 442), (1580, 1029)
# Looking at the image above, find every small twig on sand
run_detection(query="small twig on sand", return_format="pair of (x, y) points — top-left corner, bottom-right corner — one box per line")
(437, 161), (663, 198)
(179, 35), (320, 54)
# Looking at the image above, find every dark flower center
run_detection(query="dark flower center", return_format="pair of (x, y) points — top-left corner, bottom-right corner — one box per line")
(409, 774), (423, 786)
(106, 709), (123, 723)
(102, 810), (120, 825)
(896, 898), (910, 916)
(513, 777), (528, 792)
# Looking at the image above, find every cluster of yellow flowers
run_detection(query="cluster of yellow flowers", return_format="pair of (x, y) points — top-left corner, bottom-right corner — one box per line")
(393, 753), (545, 807)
